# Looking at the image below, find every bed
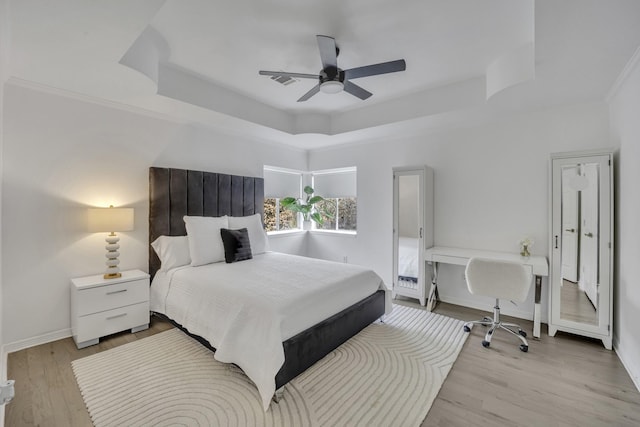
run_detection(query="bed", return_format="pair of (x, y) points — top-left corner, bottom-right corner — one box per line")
(148, 167), (390, 410)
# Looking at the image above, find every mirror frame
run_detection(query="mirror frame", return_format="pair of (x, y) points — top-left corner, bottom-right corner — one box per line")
(549, 149), (613, 349)
(392, 165), (434, 307)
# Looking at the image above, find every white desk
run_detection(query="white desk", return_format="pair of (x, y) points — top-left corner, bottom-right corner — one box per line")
(424, 246), (549, 338)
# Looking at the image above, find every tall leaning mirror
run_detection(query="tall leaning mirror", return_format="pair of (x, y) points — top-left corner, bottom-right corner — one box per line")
(549, 149), (613, 349)
(392, 166), (434, 307)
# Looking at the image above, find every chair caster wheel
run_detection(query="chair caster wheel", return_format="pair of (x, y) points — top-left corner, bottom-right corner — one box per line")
(520, 344), (528, 352)
(463, 325), (471, 333)
(482, 340), (490, 348)
(519, 330), (527, 338)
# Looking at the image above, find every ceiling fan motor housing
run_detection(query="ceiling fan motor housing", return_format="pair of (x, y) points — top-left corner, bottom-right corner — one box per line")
(320, 67), (345, 84)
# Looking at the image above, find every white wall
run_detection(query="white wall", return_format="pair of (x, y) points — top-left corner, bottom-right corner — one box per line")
(1, 83), (307, 347)
(0, 0), (9, 380)
(1, 2), (10, 424)
(0, 79), (618, 355)
(308, 102), (611, 320)
(608, 49), (640, 389)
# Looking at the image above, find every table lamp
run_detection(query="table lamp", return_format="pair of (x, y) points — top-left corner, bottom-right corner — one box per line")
(88, 205), (134, 279)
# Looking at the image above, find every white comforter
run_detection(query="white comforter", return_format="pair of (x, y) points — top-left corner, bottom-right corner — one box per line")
(150, 252), (390, 411)
(398, 236), (419, 278)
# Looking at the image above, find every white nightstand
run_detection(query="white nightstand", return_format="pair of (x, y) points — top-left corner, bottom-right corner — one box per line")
(71, 269), (150, 349)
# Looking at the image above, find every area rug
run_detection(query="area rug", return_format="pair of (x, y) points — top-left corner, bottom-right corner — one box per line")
(72, 305), (468, 427)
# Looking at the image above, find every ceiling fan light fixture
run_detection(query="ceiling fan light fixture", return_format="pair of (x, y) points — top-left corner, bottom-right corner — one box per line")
(259, 35), (405, 101)
(320, 80), (344, 94)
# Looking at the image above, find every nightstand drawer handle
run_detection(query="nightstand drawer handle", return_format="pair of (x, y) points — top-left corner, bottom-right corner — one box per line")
(106, 289), (127, 295)
(106, 313), (127, 320)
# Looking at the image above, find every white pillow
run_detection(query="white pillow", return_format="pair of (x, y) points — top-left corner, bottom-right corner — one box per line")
(183, 215), (229, 266)
(228, 213), (270, 255)
(151, 235), (191, 272)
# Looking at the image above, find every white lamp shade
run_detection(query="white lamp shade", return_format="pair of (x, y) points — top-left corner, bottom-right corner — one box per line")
(88, 207), (134, 232)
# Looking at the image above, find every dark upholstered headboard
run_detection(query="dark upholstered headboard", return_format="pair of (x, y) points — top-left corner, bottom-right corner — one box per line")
(149, 167), (264, 278)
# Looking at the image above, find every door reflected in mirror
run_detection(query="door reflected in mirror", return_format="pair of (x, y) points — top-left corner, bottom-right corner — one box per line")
(559, 162), (599, 326)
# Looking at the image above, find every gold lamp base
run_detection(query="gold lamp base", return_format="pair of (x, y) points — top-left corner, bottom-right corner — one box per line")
(104, 272), (122, 279)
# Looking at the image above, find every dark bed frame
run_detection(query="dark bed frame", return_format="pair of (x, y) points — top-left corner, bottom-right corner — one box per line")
(149, 167), (385, 390)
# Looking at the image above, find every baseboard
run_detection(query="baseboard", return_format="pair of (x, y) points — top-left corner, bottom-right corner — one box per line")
(440, 295), (533, 321)
(2, 328), (72, 355)
(613, 334), (640, 392)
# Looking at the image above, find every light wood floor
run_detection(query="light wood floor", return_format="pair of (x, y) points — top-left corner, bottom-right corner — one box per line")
(561, 279), (598, 325)
(6, 301), (640, 427)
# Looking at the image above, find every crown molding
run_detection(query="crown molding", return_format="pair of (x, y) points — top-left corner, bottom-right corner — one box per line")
(6, 77), (186, 124)
(606, 45), (640, 103)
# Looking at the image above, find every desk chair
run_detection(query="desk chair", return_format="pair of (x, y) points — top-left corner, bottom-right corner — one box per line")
(463, 257), (532, 352)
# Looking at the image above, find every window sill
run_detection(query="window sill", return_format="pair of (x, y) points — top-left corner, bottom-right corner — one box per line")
(267, 230), (306, 238)
(268, 229), (358, 238)
(309, 229), (357, 237)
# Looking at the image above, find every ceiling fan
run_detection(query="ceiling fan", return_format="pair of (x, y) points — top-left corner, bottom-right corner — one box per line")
(259, 35), (406, 102)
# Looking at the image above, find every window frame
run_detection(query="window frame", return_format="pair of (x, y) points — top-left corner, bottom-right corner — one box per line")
(263, 165), (357, 235)
(263, 166), (304, 234)
(311, 167), (357, 234)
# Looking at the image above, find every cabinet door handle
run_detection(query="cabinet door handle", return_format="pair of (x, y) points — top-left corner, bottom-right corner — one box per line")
(106, 313), (127, 320)
(106, 289), (127, 295)
(565, 228), (575, 233)
(584, 232), (593, 238)
(555, 235), (559, 249)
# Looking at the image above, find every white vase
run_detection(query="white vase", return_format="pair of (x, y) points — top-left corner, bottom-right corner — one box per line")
(302, 220), (312, 231)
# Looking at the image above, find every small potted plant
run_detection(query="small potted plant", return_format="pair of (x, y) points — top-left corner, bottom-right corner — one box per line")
(519, 237), (534, 257)
(281, 186), (329, 230)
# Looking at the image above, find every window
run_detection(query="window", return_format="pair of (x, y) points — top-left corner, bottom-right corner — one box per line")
(263, 166), (302, 232)
(316, 197), (357, 231)
(312, 167), (357, 232)
(264, 198), (297, 232)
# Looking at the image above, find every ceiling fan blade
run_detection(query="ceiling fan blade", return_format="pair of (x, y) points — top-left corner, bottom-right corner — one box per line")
(297, 84), (321, 102)
(316, 35), (338, 69)
(344, 59), (406, 80)
(343, 81), (372, 100)
(259, 70), (319, 79)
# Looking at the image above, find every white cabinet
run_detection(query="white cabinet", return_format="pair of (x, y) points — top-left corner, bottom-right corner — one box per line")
(392, 166), (434, 306)
(71, 269), (150, 349)
(549, 149), (613, 349)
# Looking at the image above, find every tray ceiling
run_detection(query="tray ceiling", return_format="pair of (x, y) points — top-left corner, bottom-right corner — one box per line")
(8, 0), (640, 148)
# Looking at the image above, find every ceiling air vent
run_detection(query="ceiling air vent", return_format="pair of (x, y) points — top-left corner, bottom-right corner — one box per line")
(270, 74), (298, 86)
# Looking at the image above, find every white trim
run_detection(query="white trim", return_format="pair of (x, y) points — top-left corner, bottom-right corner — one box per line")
(266, 230), (306, 238)
(310, 166), (357, 176)
(309, 229), (357, 238)
(606, 45), (640, 103)
(2, 328), (72, 355)
(6, 77), (186, 125)
(263, 165), (304, 175)
(550, 147), (616, 160)
(613, 334), (640, 392)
